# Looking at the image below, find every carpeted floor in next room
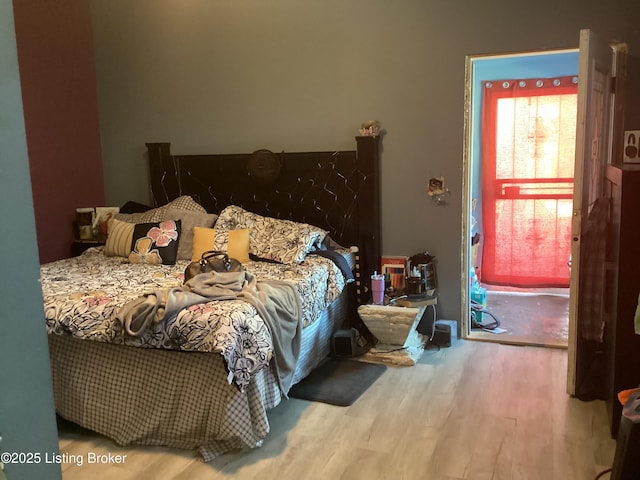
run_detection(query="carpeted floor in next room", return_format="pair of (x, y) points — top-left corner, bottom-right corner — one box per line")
(472, 288), (569, 348)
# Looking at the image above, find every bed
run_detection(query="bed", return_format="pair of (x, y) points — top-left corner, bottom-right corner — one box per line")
(43, 135), (381, 461)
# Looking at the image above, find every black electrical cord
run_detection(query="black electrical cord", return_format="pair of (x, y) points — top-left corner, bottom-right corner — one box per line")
(471, 300), (501, 330)
(594, 467), (611, 479)
(371, 345), (410, 354)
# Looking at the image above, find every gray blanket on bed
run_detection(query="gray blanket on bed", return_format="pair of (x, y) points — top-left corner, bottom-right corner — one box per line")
(115, 270), (302, 395)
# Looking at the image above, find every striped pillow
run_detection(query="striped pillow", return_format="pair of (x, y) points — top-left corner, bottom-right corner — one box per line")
(104, 218), (135, 257)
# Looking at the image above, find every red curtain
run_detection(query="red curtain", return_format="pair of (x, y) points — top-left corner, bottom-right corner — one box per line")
(481, 75), (577, 287)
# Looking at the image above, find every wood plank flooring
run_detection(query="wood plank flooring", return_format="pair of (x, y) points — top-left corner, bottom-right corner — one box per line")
(57, 340), (616, 479)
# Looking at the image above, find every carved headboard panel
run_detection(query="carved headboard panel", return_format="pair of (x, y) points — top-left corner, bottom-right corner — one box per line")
(146, 136), (381, 303)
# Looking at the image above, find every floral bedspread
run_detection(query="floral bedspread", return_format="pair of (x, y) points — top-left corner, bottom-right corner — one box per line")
(42, 247), (348, 390)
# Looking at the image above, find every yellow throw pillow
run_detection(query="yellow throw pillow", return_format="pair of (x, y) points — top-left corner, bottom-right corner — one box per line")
(104, 218), (135, 257)
(228, 228), (250, 264)
(191, 227), (216, 261)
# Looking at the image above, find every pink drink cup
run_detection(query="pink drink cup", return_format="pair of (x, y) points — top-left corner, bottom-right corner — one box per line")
(371, 274), (385, 305)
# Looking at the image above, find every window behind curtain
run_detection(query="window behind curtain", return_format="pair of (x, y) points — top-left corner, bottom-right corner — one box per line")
(481, 75), (578, 287)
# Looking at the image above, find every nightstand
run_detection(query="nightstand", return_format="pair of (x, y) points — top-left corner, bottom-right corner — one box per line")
(357, 303), (432, 366)
(70, 239), (104, 257)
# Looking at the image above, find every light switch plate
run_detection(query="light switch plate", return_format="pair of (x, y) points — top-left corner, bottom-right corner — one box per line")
(623, 130), (640, 163)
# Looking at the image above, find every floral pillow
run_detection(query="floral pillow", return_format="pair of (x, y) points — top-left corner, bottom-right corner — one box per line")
(128, 220), (181, 265)
(214, 205), (327, 264)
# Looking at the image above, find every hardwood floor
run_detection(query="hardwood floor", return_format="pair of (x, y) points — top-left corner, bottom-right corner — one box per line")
(57, 340), (616, 479)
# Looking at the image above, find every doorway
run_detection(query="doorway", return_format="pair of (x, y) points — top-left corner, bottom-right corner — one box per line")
(463, 30), (626, 398)
(463, 49), (579, 348)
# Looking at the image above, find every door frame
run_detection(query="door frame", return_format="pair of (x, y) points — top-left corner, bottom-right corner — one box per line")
(461, 30), (627, 396)
(461, 47), (579, 344)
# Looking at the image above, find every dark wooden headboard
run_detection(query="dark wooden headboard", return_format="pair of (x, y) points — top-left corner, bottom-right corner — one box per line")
(146, 136), (381, 303)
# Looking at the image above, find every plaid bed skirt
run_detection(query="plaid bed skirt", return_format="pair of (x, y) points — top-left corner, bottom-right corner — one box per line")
(49, 289), (347, 461)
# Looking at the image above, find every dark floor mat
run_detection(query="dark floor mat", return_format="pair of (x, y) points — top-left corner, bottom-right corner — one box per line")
(288, 358), (386, 406)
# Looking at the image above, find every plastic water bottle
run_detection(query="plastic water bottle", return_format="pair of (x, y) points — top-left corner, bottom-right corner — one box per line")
(470, 267), (479, 290)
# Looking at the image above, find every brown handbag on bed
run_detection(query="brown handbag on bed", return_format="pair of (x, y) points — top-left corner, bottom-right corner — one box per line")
(184, 250), (243, 283)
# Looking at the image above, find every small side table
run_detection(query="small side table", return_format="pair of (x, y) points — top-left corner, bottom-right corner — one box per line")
(357, 303), (431, 366)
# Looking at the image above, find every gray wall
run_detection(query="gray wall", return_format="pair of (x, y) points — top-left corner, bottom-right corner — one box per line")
(92, 0), (639, 320)
(0, 1), (61, 478)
